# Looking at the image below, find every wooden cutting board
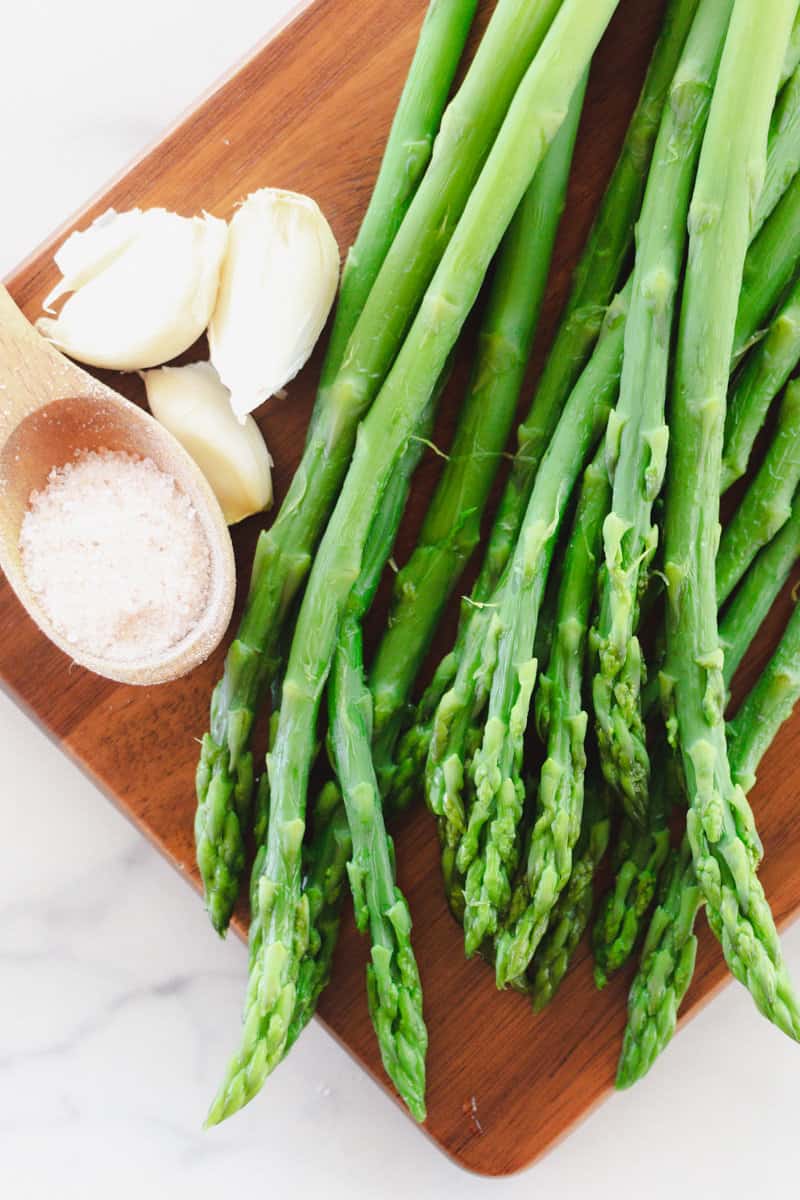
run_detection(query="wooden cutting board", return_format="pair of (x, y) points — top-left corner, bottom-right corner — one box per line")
(4, 0), (800, 1176)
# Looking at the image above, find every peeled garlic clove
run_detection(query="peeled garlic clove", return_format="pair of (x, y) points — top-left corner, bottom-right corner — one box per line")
(42, 208), (144, 312)
(142, 361), (272, 525)
(209, 188), (339, 419)
(37, 207), (228, 371)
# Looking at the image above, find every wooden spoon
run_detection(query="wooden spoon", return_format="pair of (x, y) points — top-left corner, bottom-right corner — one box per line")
(0, 284), (235, 685)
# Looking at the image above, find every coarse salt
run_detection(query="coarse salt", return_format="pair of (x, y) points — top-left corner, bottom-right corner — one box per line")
(19, 449), (211, 663)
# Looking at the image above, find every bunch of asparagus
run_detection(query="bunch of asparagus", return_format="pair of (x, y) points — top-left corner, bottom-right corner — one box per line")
(197, 0), (800, 1125)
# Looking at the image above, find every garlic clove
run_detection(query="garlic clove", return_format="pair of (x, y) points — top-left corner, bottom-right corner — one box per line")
(141, 361), (272, 525)
(42, 208), (144, 312)
(37, 207), (228, 371)
(208, 188), (339, 419)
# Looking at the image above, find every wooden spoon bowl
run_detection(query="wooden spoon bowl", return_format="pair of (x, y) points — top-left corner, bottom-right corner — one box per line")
(0, 284), (235, 685)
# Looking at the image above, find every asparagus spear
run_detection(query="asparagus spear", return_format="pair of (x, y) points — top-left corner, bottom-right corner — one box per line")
(284, 784), (352, 1053)
(390, 0), (702, 811)
(195, 735), (254, 933)
(248, 779), (351, 1056)
(370, 71), (588, 790)
(454, 288), (629, 956)
(779, 7), (800, 89)
(591, 739), (675, 988)
(717, 380), (800, 604)
(330, 604), (429, 1119)
(718, 58), (800, 490)
(733, 166), (800, 364)
(208, 0), (622, 1125)
(317, 0), (480, 396)
(663, 0), (800, 1039)
(494, 445), (610, 987)
(721, 272), (800, 491)
(592, 0), (733, 825)
(615, 838), (701, 1088)
(528, 779), (612, 1010)
(708, 90), (800, 503)
(753, 62), (800, 239)
(618, 598), (800, 1088)
(720, 491), (800, 680)
(327, 392), (435, 1121)
(195, 0), (543, 932)
(728, 600), (800, 792)
(330, 614), (429, 1122)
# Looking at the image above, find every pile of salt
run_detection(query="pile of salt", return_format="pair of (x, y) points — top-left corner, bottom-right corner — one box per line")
(19, 449), (211, 663)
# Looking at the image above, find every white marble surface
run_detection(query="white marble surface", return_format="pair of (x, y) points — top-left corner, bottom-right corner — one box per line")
(3, 3), (800, 1195)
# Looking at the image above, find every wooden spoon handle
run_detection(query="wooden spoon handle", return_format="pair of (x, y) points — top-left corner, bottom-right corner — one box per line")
(0, 285), (104, 449)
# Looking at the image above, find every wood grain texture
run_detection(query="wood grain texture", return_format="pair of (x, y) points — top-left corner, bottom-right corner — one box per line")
(2, 0), (799, 1176)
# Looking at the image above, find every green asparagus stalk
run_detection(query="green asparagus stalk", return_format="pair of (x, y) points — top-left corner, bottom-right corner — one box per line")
(753, 63), (800, 239)
(250, 764), (397, 1059)
(317, 0), (480, 397)
(720, 491), (800, 680)
(494, 445), (610, 987)
(528, 779), (612, 1010)
(663, 0), (800, 1039)
(326, 384), (435, 1121)
(728, 600), (800, 793)
(329, 618), (428, 1121)
(592, 0), (733, 824)
(734, 167), (800, 364)
(618, 597), (800, 1088)
(208, 0), (622, 1125)
(718, 52), (800, 489)
(285, 784), (352, 1053)
(455, 289), (629, 957)
(717, 380), (800, 604)
(194, 736), (254, 933)
(779, 7), (800, 89)
(721, 272), (800, 490)
(591, 739), (675, 988)
(196, 0), (551, 934)
(390, 0), (702, 811)
(615, 838), (701, 1088)
(370, 71), (588, 790)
